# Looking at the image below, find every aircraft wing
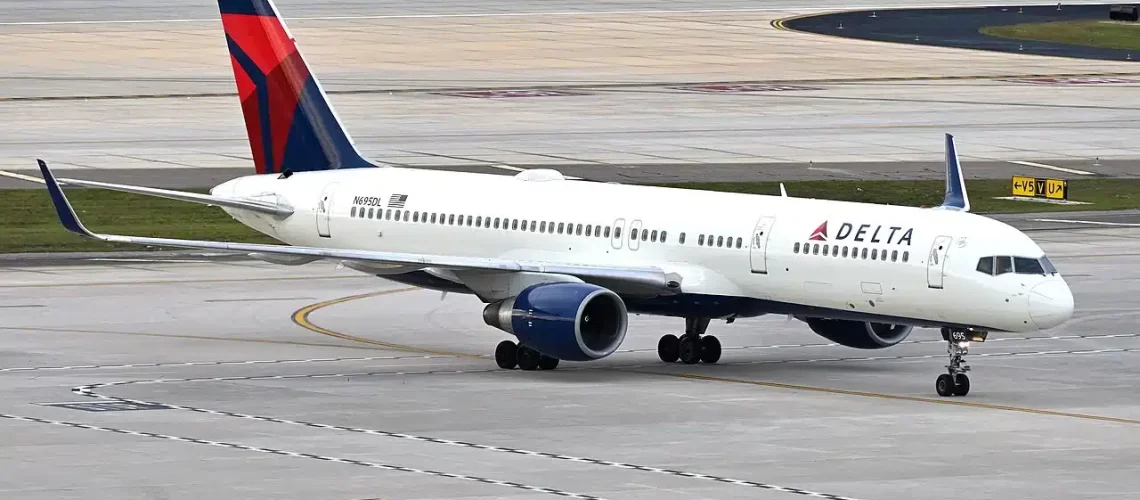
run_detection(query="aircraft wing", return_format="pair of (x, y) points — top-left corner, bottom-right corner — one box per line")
(38, 160), (682, 294)
(53, 170), (293, 217)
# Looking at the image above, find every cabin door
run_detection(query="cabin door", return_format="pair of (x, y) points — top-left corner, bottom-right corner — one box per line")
(927, 235), (953, 288)
(749, 216), (776, 274)
(316, 183), (339, 238)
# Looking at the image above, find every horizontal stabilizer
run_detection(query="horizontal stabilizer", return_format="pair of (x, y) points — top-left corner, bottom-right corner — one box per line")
(44, 164), (294, 217)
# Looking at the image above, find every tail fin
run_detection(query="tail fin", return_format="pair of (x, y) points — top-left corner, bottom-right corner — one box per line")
(218, 0), (375, 174)
(936, 133), (970, 212)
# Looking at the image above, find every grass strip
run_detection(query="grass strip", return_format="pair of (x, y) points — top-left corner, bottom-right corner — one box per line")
(980, 20), (1140, 51)
(1, 178), (1137, 253)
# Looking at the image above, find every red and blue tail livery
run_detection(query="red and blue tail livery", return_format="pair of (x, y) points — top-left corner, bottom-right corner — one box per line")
(219, 0), (375, 174)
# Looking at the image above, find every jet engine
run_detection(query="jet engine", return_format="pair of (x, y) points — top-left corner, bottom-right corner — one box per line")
(805, 318), (913, 349)
(482, 282), (628, 361)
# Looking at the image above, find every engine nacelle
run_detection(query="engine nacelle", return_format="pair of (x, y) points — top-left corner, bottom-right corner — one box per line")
(805, 318), (913, 349)
(482, 282), (628, 361)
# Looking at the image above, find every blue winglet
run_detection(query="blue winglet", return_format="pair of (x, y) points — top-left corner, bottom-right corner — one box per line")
(38, 159), (95, 237)
(939, 133), (971, 212)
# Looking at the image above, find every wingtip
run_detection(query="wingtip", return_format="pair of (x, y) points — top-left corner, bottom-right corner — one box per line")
(38, 159), (94, 237)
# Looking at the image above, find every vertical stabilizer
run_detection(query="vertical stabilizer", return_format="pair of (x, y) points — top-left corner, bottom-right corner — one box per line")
(218, 0), (375, 174)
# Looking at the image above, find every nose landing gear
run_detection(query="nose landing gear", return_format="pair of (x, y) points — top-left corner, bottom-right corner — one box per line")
(936, 328), (986, 397)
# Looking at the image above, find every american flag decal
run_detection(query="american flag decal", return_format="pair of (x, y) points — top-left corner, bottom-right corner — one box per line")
(387, 194), (408, 208)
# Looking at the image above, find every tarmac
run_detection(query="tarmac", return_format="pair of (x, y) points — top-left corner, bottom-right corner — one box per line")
(1, 0), (1138, 186)
(2, 1), (1139, 499)
(1, 226), (1138, 500)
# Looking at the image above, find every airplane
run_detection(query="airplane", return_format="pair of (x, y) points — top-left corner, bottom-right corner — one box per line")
(36, 0), (1074, 397)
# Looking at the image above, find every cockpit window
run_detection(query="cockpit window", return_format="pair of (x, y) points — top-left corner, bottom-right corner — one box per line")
(1040, 256), (1058, 274)
(1014, 257), (1045, 275)
(995, 256), (1013, 275)
(976, 256), (994, 275)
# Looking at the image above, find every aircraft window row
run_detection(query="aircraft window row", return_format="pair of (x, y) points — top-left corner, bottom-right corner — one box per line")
(351, 205), (680, 242)
(976, 255), (1056, 276)
(349, 205), (753, 251)
(793, 242), (909, 263)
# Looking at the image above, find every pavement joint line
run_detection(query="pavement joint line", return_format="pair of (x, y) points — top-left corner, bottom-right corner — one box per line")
(70, 375), (866, 500)
(0, 413), (606, 500)
(0, 274), (372, 288)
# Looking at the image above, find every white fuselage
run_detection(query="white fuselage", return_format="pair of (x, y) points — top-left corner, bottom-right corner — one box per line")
(212, 167), (1074, 333)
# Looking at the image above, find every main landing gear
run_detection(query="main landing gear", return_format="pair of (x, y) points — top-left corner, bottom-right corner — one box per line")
(935, 328), (987, 397)
(657, 317), (722, 364)
(495, 340), (559, 371)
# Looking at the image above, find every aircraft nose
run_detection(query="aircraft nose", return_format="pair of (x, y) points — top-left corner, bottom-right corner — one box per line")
(1029, 280), (1074, 329)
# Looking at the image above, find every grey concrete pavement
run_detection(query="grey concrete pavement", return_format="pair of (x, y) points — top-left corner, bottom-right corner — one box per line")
(1, 227), (1138, 499)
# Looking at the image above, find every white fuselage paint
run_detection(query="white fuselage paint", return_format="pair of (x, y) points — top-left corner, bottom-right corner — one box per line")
(212, 167), (1074, 333)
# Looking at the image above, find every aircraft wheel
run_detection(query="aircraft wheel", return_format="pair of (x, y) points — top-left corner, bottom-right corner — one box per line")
(936, 374), (954, 397)
(495, 340), (518, 369)
(538, 355), (560, 370)
(517, 345), (541, 371)
(678, 336), (701, 364)
(953, 374), (970, 396)
(700, 335), (722, 364)
(657, 334), (680, 363)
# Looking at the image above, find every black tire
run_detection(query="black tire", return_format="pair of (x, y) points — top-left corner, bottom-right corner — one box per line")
(935, 374), (954, 397)
(953, 374), (970, 396)
(495, 340), (518, 369)
(538, 355), (560, 370)
(517, 345), (540, 371)
(657, 334), (680, 363)
(700, 335), (722, 364)
(678, 337), (701, 364)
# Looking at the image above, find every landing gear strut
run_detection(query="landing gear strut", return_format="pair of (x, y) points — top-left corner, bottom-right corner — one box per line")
(935, 328), (986, 397)
(658, 317), (721, 364)
(495, 340), (559, 370)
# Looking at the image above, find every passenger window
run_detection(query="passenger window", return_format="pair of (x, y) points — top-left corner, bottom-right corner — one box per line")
(350, 206), (357, 217)
(871, 248), (878, 260)
(429, 213), (435, 223)
(530, 221), (537, 232)
(861, 248), (868, 259)
(902, 251), (909, 263)
(369, 207), (376, 219)
(384, 209), (391, 220)
(736, 237), (742, 249)
(414, 211), (421, 223)
(698, 234), (705, 246)
(447, 214), (454, 225)
(539, 221), (546, 232)
(650, 230), (657, 242)
(605, 226), (612, 238)
(891, 250), (898, 262)
(630, 228), (638, 240)
(794, 242), (801, 253)
(642, 230), (648, 241)
(976, 257), (993, 274)
(823, 244), (829, 255)
(842, 246), (849, 257)
(1014, 256), (1045, 275)
(585, 225), (593, 237)
(558, 223), (565, 234)
(812, 243), (819, 255)
(576, 224), (583, 236)
(679, 232), (685, 244)
(995, 256), (1013, 275)
(714, 236), (721, 247)
(512, 219), (518, 230)
(662, 231), (668, 243)
(614, 227), (621, 239)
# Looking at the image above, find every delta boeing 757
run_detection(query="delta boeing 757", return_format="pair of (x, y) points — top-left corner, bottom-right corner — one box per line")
(37, 0), (1074, 397)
